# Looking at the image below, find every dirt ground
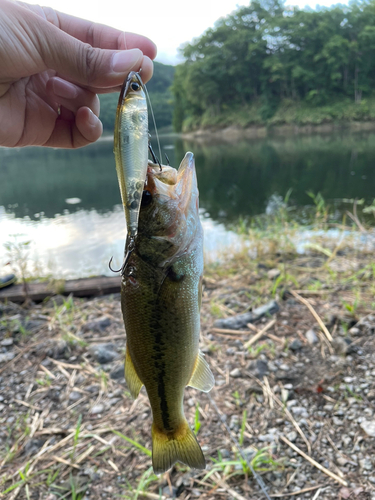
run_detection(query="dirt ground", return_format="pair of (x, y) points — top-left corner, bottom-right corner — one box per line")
(1, 248), (375, 500)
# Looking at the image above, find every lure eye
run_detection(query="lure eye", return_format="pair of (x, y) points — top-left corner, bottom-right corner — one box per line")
(131, 82), (140, 91)
(141, 190), (152, 207)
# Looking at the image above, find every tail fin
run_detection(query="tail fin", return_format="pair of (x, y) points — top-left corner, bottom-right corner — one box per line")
(152, 420), (205, 474)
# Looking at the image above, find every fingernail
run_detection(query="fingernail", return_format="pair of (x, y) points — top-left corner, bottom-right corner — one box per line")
(112, 49), (142, 73)
(52, 78), (78, 99)
(87, 108), (100, 127)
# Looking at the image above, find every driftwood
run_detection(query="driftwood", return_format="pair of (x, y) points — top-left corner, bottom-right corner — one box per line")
(0, 276), (121, 303)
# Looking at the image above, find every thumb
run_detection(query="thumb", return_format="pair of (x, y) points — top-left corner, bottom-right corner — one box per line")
(27, 9), (144, 88)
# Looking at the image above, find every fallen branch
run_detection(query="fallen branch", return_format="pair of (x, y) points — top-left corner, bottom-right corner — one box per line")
(280, 435), (347, 486)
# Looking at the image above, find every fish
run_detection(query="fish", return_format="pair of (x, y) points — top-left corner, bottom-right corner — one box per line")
(114, 71), (148, 241)
(121, 152), (214, 474)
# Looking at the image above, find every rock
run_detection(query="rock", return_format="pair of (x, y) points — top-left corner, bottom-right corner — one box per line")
(289, 339), (302, 351)
(110, 364), (125, 380)
(90, 404), (105, 414)
(47, 339), (68, 359)
(162, 486), (177, 498)
(305, 329), (318, 345)
(349, 326), (360, 336)
(213, 300), (279, 330)
(69, 391), (82, 402)
(83, 316), (111, 333)
(219, 448), (231, 459)
(286, 431), (297, 442)
(256, 359), (269, 378)
(359, 458), (373, 470)
(0, 352), (15, 363)
(267, 268), (281, 280)
(24, 438), (45, 456)
(88, 343), (118, 364)
(0, 338), (13, 346)
(332, 337), (348, 355)
(230, 368), (241, 378)
(291, 406), (308, 417)
(360, 420), (375, 437)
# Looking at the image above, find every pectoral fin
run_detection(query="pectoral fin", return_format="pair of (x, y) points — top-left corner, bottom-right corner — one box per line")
(125, 346), (143, 399)
(188, 350), (214, 392)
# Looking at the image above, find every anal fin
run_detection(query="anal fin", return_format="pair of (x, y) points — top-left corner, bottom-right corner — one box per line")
(188, 350), (214, 392)
(125, 346), (143, 399)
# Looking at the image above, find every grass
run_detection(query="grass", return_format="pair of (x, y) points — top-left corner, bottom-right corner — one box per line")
(206, 446), (283, 482)
(112, 430), (152, 457)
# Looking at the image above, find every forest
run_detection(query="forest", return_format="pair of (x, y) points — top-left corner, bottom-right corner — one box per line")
(172, 0), (375, 131)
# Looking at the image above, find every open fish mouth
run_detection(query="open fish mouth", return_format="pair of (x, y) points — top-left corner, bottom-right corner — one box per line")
(146, 152), (198, 216)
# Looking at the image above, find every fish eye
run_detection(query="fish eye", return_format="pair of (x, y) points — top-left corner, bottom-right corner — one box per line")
(131, 82), (140, 91)
(141, 190), (152, 207)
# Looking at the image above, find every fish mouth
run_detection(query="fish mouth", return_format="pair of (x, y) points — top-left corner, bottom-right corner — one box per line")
(147, 152), (198, 216)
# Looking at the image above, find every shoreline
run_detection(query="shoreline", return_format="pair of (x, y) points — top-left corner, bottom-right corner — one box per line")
(181, 120), (375, 142)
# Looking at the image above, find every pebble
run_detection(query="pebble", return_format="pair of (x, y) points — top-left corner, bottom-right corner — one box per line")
(24, 438), (45, 456)
(256, 359), (269, 377)
(267, 268), (281, 280)
(110, 364), (125, 380)
(349, 326), (360, 336)
(0, 352), (15, 363)
(286, 431), (297, 442)
(90, 404), (105, 415)
(88, 343), (119, 364)
(83, 316), (111, 333)
(332, 337), (348, 355)
(305, 328), (318, 345)
(230, 368), (241, 378)
(0, 338), (13, 346)
(360, 420), (375, 437)
(360, 458), (373, 470)
(289, 339), (302, 351)
(69, 391), (82, 402)
(291, 406), (308, 417)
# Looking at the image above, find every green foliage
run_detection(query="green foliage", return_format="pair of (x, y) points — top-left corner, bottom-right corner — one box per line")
(172, 0), (375, 131)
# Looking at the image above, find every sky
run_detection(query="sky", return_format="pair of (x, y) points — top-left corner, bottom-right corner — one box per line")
(41, 0), (349, 65)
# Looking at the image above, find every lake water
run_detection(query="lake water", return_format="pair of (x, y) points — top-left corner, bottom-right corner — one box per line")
(1, 131), (375, 279)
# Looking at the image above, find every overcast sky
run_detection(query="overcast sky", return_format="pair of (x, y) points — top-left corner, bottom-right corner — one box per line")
(40, 0), (349, 64)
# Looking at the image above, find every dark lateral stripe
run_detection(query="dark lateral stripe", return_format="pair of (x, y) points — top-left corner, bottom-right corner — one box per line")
(151, 316), (171, 431)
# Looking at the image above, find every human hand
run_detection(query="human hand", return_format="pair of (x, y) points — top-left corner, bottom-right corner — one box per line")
(0, 0), (156, 148)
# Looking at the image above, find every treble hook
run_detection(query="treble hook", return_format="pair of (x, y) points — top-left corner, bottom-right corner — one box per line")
(108, 237), (136, 276)
(148, 143), (162, 172)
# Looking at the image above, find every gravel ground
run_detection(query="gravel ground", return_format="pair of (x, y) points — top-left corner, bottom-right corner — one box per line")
(1, 249), (375, 500)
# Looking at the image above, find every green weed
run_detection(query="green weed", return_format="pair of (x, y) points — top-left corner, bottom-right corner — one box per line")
(112, 430), (151, 457)
(194, 404), (201, 435)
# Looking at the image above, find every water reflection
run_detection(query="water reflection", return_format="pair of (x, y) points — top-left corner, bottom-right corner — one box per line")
(1, 131), (375, 278)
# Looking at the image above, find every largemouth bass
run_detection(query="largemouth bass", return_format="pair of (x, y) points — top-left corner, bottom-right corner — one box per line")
(114, 71), (148, 240)
(121, 152), (214, 473)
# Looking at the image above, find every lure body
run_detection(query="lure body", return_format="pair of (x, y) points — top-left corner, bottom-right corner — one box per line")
(114, 71), (148, 239)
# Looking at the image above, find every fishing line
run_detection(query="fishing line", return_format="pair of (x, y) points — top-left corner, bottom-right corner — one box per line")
(144, 83), (163, 165)
(206, 392), (272, 500)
